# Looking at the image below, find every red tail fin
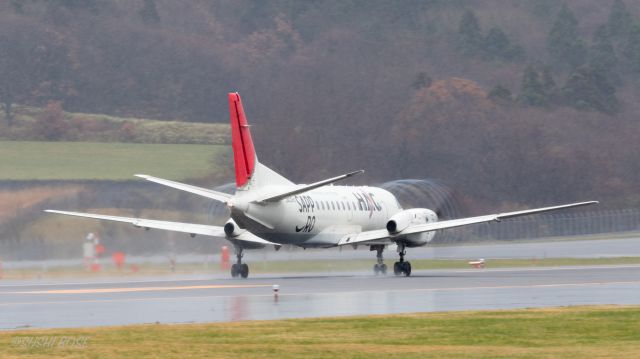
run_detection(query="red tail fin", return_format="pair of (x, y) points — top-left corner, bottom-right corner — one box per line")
(229, 92), (256, 188)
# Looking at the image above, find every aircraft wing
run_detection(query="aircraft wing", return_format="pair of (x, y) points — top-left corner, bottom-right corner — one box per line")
(254, 170), (364, 203)
(135, 174), (232, 203)
(44, 210), (276, 246)
(338, 201), (598, 246)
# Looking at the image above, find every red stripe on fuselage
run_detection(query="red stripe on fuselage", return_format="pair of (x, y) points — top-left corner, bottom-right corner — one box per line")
(228, 93), (256, 188)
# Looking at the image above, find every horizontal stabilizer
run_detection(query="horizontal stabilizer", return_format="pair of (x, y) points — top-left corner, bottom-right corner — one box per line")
(135, 174), (232, 203)
(255, 170), (364, 203)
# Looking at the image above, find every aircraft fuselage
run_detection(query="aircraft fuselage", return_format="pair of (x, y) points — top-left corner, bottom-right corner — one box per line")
(231, 185), (420, 247)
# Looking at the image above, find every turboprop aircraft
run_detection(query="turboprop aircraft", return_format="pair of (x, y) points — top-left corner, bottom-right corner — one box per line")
(46, 93), (598, 278)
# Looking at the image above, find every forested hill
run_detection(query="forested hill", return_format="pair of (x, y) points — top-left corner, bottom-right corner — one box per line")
(1, 0), (639, 210)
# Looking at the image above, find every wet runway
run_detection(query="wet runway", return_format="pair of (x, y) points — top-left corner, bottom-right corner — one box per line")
(2, 264), (640, 330)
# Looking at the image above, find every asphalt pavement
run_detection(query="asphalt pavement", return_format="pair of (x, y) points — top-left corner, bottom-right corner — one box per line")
(2, 264), (639, 329)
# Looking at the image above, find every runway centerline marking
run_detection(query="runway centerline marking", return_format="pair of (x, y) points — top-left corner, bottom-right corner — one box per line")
(11, 284), (272, 294)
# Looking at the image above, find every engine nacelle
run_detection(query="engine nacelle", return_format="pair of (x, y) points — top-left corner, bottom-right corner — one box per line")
(386, 208), (437, 234)
(223, 219), (245, 238)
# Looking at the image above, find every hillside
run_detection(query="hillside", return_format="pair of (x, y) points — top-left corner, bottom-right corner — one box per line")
(0, 105), (230, 144)
(1, 1), (640, 209)
(0, 107), (233, 248)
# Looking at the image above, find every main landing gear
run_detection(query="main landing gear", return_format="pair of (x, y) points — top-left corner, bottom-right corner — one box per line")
(393, 243), (411, 277)
(230, 247), (249, 278)
(371, 245), (387, 275)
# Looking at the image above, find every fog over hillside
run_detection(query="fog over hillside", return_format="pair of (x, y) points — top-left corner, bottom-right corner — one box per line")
(1, 0), (640, 210)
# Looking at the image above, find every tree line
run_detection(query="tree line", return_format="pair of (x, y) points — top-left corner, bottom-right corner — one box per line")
(1, 0), (639, 210)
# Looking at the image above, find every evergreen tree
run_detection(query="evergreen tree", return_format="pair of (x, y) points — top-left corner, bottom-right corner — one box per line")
(517, 65), (548, 107)
(547, 3), (587, 69)
(540, 66), (559, 105)
(590, 25), (618, 81)
(487, 85), (512, 104)
(139, 0), (160, 24)
(608, 0), (634, 39)
(457, 10), (483, 56)
(623, 24), (640, 73)
(10, 0), (24, 13)
(484, 27), (524, 61)
(562, 65), (618, 114)
(412, 72), (432, 90)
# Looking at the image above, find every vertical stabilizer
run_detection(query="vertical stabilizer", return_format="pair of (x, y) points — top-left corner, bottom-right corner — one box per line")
(229, 92), (256, 188)
(228, 93), (293, 190)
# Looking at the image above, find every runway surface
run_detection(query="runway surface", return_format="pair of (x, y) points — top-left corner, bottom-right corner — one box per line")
(2, 264), (640, 330)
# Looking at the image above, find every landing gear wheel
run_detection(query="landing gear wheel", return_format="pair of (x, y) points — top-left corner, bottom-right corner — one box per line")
(380, 263), (387, 275)
(240, 263), (249, 278)
(393, 262), (401, 276)
(402, 262), (412, 277)
(371, 245), (387, 276)
(394, 243), (411, 277)
(231, 247), (249, 278)
(231, 263), (239, 278)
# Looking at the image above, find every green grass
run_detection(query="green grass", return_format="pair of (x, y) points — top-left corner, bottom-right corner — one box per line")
(0, 141), (228, 181)
(1, 105), (231, 144)
(5, 257), (639, 280)
(250, 256), (640, 272)
(1, 306), (639, 358)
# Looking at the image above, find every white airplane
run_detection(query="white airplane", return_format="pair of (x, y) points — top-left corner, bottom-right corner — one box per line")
(46, 93), (598, 278)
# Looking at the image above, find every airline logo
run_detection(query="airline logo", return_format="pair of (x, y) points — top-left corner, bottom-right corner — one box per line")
(353, 192), (382, 218)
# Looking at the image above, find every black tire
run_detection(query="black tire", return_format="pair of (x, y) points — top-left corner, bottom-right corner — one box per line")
(231, 264), (239, 278)
(240, 263), (249, 278)
(373, 264), (380, 275)
(393, 262), (401, 276)
(380, 264), (387, 275)
(402, 262), (412, 277)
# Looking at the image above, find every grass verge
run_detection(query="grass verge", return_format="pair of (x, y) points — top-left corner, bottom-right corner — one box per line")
(1, 105), (230, 144)
(0, 141), (228, 181)
(1, 306), (639, 358)
(3, 256), (639, 280)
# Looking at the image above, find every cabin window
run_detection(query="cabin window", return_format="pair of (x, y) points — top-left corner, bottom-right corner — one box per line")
(321, 202), (325, 210)
(341, 202), (345, 210)
(331, 202), (335, 210)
